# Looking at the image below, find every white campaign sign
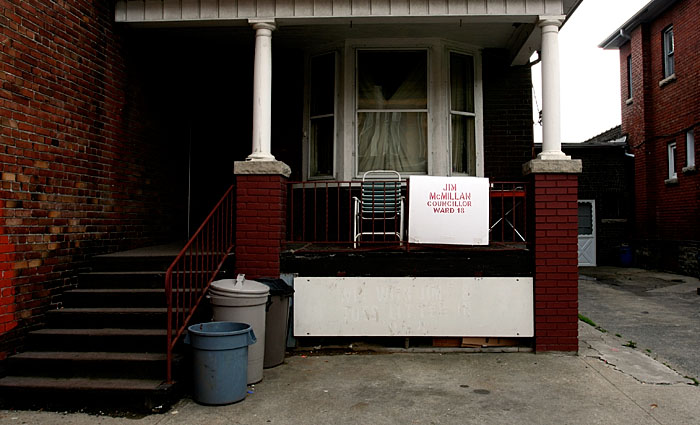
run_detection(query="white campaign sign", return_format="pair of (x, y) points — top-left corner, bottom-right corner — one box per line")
(408, 176), (489, 245)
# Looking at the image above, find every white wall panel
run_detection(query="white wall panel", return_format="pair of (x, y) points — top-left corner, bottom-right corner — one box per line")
(220, 0), (238, 17)
(145, 0), (163, 20)
(295, 0), (315, 16)
(238, 0), (257, 17)
(294, 277), (534, 337)
(163, 0), (182, 19)
(467, 0), (487, 14)
(201, 0), (220, 18)
(447, 0), (467, 15)
(182, 0), (201, 18)
(315, 0), (334, 16)
(409, 0), (428, 15)
(115, 0), (556, 21)
(486, 0), (505, 14)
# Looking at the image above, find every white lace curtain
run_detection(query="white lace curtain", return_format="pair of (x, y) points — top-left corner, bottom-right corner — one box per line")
(357, 51), (427, 173)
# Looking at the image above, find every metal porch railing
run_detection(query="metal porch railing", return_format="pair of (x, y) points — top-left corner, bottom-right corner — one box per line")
(286, 179), (528, 249)
(165, 184), (235, 384)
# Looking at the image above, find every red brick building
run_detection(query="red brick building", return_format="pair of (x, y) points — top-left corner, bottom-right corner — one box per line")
(0, 0), (584, 397)
(601, 0), (700, 276)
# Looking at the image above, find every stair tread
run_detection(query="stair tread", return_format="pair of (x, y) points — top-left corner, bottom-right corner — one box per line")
(11, 351), (168, 361)
(31, 328), (166, 336)
(0, 376), (167, 391)
(50, 307), (167, 313)
(81, 271), (165, 276)
(68, 288), (165, 294)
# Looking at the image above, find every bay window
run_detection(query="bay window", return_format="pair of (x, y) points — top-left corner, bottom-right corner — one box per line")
(305, 39), (482, 180)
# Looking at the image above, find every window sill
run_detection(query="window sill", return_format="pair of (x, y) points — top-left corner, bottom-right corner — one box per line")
(625, 98), (633, 105)
(682, 165), (696, 174)
(664, 177), (678, 185)
(659, 74), (676, 87)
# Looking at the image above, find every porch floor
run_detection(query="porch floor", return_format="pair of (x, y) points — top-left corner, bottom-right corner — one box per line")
(282, 243), (531, 277)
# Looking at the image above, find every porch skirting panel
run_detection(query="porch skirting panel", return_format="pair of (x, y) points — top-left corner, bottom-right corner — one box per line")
(294, 277), (533, 337)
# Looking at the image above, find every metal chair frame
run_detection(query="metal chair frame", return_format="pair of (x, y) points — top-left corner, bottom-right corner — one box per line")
(352, 170), (405, 248)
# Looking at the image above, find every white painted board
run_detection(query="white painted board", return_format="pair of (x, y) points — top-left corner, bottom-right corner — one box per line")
(294, 276), (533, 337)
(408, 176), (489, 245)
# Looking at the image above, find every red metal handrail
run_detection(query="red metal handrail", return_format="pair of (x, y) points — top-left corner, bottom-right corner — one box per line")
(165, 184), (235, 384)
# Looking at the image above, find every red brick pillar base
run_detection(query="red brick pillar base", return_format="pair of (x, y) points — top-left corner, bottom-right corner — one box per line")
(233, 161), (290, 279)
(525, 159), (582, 353)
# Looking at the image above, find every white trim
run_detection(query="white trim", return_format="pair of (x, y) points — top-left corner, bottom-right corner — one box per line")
(686, 129), (695, 168)
(668, 141), (677, 180)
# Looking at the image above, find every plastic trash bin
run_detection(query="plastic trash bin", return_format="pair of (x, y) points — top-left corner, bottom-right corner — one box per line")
(256, 278), (295, 368)
(208, 275), (269, 384)
(187, 321), (256, 405)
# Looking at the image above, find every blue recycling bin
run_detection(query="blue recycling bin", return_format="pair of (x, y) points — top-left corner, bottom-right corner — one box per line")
(187, 321), (256, 405)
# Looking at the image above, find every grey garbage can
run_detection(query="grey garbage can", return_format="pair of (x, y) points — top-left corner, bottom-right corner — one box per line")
(187, 321), (256, 405)
(208, 275), (269, 384)
(256, 278), (295, 368)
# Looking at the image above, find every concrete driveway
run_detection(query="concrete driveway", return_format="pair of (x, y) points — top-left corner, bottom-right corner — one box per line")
(579, 266), (700, 380)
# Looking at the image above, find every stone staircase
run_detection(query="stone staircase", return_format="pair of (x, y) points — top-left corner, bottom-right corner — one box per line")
(0, 248), (201, 412)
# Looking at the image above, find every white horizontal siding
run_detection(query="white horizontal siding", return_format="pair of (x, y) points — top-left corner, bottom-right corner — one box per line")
(115, 0), (562, 21)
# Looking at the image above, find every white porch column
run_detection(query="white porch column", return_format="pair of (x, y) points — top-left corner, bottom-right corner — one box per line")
(537, 17), (570, 161)
(248, 20), (276, 161)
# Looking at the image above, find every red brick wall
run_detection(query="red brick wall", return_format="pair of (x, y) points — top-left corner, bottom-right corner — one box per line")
(234, 175), (287, 279)
(0, 1), (180, 357)
(532, 174), (579, 352)
(483, 49), (535, 180)
(619, 0), (700, 274)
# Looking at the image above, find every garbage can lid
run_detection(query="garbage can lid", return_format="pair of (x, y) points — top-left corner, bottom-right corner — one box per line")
(256, 277), (295, 296)
(211, 275), (270, 296)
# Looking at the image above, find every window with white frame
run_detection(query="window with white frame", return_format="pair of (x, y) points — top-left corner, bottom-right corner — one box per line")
(668, 141), (677, 180)
(687, 129), (695, 168)
(309, 53), (336, 178)
(356, 49), (428, 174)
(662, 26), (674, 78)
(626, 55), (632, 100)
(449, 52), (476, 175)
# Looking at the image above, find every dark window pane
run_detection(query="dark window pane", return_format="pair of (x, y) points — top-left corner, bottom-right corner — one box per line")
(310, 53), (335, 117)
(578, 203), (593, 235)
(451, 115), (475, 174)
(357, 50), (427, 110)
(450, 52), (474, 113)
(310, 116), (334, 177)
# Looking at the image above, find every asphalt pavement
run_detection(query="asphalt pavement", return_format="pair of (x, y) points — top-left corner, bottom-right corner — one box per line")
(579, 266), (700, 381)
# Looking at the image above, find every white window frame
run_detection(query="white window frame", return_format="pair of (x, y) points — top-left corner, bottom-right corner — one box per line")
(686, 129), (695, 169)
(667, 141), (677, 181)
(303, 49), (341, 181)
(626, 54), (632, 100)
(447, 49), (479, 176)
(338, 38), (483, 180)
(662, 25), (674, 79)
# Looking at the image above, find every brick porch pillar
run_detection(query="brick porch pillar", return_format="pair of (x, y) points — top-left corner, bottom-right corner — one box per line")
(233, 161), (290, 279)
(524, 159), (582, 352)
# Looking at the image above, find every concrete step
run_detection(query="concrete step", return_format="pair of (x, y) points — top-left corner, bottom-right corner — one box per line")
(26, 328), (167, 352)
(61, 288), (199, 308)
(77, 271), (166, 289)
(0, 376), (179, 412)
(46, 307), (169, 329)
(7, 351), (177, 380)
(61, 288), (166, 308)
